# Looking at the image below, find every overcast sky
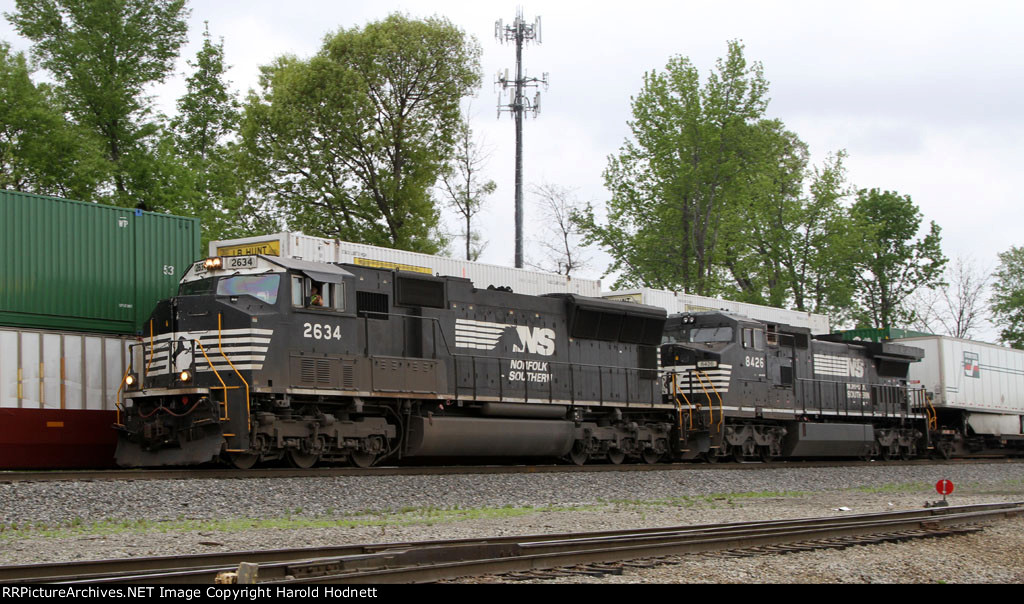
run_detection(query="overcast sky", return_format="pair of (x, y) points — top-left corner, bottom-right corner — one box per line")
(2, 1), (1021, 305)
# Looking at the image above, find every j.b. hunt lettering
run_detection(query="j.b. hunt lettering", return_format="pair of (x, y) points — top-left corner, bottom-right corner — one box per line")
(508, 358), (551, 383)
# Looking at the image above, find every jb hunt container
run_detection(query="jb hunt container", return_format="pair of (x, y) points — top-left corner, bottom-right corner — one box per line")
(209, 232), (602, 297)
(0, 190), (200, 334)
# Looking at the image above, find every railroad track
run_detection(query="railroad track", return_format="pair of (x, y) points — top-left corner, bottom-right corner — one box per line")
(1, 501), (1020, 584)
(1, 457), (1018, 483)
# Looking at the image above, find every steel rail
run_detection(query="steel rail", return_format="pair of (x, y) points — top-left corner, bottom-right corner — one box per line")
(2, 501), (1020, 585)
(271, 503), (1024, 584)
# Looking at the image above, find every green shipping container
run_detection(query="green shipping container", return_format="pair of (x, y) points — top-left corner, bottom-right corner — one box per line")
(0, 190), (200, 334)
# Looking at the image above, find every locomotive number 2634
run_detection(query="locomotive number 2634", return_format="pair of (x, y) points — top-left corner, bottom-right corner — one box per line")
(303, 323), (342, 340)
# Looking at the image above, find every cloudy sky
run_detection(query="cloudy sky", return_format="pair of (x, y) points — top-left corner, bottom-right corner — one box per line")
(2, 1), (1021, 298)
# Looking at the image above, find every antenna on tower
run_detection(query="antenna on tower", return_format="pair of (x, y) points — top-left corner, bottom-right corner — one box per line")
(495, 8), (549, 269)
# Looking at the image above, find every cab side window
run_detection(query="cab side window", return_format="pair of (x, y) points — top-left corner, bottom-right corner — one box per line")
(742, 327), (766, 351)
(292, 275), (345, 311)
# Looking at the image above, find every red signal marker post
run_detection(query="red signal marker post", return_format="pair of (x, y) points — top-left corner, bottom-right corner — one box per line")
(936, 479), (954, 505)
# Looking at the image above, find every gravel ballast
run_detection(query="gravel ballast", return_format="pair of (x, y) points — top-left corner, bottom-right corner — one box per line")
(1, 461), (1022, 583)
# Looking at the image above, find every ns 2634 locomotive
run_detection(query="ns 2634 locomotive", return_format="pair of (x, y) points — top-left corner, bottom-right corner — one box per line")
(115, 254), (670, 468)
(114, 254), (933, 467)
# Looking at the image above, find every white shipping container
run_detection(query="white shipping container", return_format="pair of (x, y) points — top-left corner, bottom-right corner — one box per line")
(210, 233), (602, 297)
(896, 336), (1024, 416)
(602, 289), (831, 334)
(0, 326), (134, 411)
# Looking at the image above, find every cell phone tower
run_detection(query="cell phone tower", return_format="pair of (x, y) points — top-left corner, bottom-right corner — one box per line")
(495, 9), (548, 269)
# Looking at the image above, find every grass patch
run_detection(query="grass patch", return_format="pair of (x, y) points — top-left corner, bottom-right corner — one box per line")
(0, 502), (604, 542)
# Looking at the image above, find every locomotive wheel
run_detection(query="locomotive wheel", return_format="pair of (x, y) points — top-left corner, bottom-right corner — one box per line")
(568, 442), (590, 466)
(641, 449), (661, 464)
(703, 450), (721, 463)
(287, 450), (319, 469)
(758, 446), (774, 463)
(350, 451), (377, 468)
(936, 442), (953, 460)
(880, 446), (893, 462)
(733, 445), (746, 463)
(228, 452), (258, 470)
(607, 448), (626, 465)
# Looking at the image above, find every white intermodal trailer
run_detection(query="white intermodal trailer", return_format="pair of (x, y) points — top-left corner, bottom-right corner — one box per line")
(895, 335), (1024, 451)
(601, 289), (831, 335)
(210, 232), (601, 298)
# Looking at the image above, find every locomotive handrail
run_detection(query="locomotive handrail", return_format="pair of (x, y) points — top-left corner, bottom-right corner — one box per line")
(924, 392), (937, 431)
(195, 340), (230, 421)
(687, 370), (715, 429)
(217, 313), (251, 435)
(356, 309), (665, 408)
(113, 366), (132, 427)
(669, 375), (695, 431)
(144, 319), (155, 377)
(696, 370), (725, 431)
(449, 352), (660, 407)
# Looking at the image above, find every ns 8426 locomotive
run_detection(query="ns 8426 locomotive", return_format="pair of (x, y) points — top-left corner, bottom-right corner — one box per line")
(114, 255), (671, 468)
(661, 312), (930, 462)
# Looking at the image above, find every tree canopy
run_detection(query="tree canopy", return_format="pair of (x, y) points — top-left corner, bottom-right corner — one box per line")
(578, 40), (770, 295)
(991, 246), (1024, 349)
(0, 40), (105, 198)
(849, 188), (947, 328)
(240, 14), (482, 253)
(7, 0), (189, 206)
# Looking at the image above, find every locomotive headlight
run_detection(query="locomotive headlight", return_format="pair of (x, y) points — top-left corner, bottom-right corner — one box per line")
(125, 373), (137, 387)
(203, 257), (223, 270)
(179, 370), (192, 382)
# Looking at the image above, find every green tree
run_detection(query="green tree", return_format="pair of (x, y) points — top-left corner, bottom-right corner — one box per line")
(577, 40), (769, 294)
(786, 152), (862, 320)
(241, 14), (482, 253)
(7, 0), (189, 206)
(167, 22), (249, 246)
(0, 40), (106, 198)
(720, 119), (809, 306)
(991, 246), (1024, 349)
(850, 188), (947, 328)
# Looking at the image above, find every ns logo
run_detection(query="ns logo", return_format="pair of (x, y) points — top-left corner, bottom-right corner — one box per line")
(512, 326), (556, 356)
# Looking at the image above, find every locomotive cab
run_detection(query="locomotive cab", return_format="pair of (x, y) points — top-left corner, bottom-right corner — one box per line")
(115, 255), (365, 467)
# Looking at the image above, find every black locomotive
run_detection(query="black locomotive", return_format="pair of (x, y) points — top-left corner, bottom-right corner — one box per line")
(661, 312), (929, 462)
(114, 254), (931, 467)
(115, 255), (669, 468)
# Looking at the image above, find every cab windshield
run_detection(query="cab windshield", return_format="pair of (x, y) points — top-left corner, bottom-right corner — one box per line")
(688, 326), (734, 343)
(661, 326), (734, 345)
(178, 274), (281, 304)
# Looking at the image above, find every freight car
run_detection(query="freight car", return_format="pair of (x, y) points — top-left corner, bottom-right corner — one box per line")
(114, 255), (669, 467)
(0, 189), (199, 469)
(894, 335), (1024, 458)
